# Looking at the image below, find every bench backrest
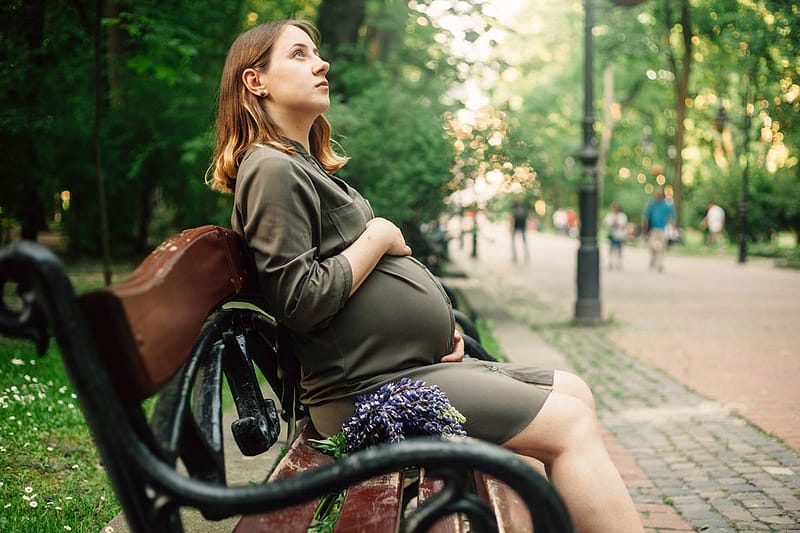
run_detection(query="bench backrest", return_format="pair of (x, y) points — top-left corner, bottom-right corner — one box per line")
(79, 226), (249, 401)
(1, 226), (310, 529)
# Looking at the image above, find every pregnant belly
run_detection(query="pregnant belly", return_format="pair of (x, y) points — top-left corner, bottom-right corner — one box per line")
(344, 255), (454, 366)
(297, 255), (455, 402)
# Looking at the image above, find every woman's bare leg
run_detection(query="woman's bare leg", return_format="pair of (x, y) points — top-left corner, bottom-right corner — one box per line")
(551, 370), (596, 412)
(503, 381), (643, 533)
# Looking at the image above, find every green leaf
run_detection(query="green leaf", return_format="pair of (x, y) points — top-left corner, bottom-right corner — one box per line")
(308, 432), (348, 458)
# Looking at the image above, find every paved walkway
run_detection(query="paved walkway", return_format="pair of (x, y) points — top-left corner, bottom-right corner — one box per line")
(443, 218), (800, 533)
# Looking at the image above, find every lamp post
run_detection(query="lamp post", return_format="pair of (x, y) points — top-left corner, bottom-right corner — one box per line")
(574, 0), (646, 325)
(714, 96), (751, 264)
(471, 204), (479, 258)
(738, 85), (752, 264)
(574, 0), (602, 325)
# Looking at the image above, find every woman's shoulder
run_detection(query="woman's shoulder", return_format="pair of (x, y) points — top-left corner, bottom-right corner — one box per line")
(238, 144), (309, 185)
(241, 143), (299, 170)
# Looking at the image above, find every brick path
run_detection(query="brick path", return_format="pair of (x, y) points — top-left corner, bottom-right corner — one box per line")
(445, 218), (800, 532)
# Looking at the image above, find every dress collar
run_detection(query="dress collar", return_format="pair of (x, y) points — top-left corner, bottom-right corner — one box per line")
(282, 137), (310, 156)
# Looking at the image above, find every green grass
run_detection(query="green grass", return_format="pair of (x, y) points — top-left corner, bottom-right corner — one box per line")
(0, 258), (255, 533)
(0, 337), (119, 533)
(663, 228), (800, 267)
(474, 318), (508, 362)
(1, 262), (134, 533)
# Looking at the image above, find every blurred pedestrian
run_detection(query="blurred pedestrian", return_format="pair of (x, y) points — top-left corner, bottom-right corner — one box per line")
(701, 203), (725, 247)
(510, 195), (531, 262)
(552, 208), (568, 234)
(603, 202), (628, 270)
(641, 188), (676, 272)
(565, 208), (579, 237)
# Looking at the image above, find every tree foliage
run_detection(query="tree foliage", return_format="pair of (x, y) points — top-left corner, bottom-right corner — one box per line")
(1, 0), (479, 259)
(1, 0), (797, 260)
(489, 0), (798, 242)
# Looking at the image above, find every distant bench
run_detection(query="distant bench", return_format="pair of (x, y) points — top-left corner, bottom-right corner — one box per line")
(0, 225), (572, 532)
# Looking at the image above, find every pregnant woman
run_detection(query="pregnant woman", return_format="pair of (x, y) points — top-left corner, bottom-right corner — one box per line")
(208, 19), (642, 533)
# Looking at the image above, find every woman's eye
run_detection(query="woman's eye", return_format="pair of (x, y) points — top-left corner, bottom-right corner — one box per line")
(292, 49), (304, 57)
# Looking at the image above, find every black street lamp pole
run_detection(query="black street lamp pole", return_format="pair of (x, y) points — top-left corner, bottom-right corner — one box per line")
(472, 210), (478, 258)
(574, 0), (602, 325)
(738, 85), (752, 264)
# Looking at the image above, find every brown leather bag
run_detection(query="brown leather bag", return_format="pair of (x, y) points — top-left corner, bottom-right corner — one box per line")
(79, 226), (250, 401)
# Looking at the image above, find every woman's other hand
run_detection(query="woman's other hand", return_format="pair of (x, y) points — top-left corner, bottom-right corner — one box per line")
(366, 217), (412, 256)
(440, 331), (464, 363)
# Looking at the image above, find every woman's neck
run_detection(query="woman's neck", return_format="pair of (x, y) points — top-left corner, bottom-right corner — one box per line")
(279, 126), (312, 153)
(269, 108), (314, 153)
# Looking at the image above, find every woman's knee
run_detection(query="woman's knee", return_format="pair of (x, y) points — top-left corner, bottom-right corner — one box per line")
(503, 390), (601, 461)
(553, 370), (596, 412)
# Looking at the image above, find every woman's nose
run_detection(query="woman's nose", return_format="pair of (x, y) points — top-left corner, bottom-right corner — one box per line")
(315, 58), (330, 75)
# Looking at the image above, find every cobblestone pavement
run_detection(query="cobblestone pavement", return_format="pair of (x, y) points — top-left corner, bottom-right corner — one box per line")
(444, 218), (800, 533)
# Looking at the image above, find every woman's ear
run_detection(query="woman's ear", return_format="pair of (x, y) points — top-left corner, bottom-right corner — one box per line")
(242, 68), (267, 97)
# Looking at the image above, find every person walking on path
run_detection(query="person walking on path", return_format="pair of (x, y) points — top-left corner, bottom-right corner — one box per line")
(603, 202), (628, 270)
(641, 188), (676, 272)
(701, 202), (726, 247)
(510, 194), (531, 263)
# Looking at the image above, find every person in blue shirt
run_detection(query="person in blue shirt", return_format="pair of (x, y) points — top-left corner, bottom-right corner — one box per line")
(641, 187), (676, 272)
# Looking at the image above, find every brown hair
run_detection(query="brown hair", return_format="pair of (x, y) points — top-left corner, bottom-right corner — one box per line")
(207, 20), (347, 194)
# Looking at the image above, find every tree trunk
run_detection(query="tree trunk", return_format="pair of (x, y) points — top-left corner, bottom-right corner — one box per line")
(316, 0), (367, 98)
(597, 65), (615, 207)
(106, 0), (123, 108)
(94, 0), (113, 284)
(664, 0), (692, 227)
(317, 0), (367, 51)
(19, 0), (47, 241)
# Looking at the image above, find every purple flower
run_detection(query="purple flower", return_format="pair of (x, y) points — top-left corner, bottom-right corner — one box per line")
(341, 378), (467, 453)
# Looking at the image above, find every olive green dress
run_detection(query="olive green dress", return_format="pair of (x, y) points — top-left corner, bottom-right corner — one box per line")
(232, 142), (553, 444)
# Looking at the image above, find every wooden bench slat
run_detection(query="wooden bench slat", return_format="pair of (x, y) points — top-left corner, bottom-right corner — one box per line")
(475, 472), (533, 533)
(418, 469), (465, 533)
(234, 425), (333, 532)
(333, 471), (403, 532)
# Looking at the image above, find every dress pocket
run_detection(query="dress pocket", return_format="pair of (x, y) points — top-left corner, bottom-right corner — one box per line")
(328, 201), (369, 246)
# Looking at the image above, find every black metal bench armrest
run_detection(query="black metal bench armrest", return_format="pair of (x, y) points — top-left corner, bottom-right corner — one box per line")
(131, 432), (572, 532)
(0, 240), (80, 354)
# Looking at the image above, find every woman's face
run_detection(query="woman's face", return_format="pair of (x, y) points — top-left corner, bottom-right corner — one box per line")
(262, 25), (330, 123)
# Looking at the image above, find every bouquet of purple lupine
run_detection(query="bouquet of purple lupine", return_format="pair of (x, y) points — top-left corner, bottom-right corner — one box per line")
(310, 377), (467, 457)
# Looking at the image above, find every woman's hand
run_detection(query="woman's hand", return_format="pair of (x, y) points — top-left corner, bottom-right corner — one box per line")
(440, 331), (465, 363)
(342, 217), (411, 296)
(365, 217), (411, 256)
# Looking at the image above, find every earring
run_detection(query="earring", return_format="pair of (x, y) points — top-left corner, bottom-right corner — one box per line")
(259, 91), (266, 97)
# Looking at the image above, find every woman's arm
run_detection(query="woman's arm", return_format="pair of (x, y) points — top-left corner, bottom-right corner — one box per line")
(235, 154), (356, 332)
(341, 217), (411, 295)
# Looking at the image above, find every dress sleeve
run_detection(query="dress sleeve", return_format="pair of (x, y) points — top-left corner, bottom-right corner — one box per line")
(234, 154), (353, 333)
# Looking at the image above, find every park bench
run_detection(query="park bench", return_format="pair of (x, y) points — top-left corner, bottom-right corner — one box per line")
(0, 225), (573, 532)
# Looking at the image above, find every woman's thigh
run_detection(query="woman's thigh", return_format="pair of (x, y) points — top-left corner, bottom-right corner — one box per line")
(404, 361), (553, 444)
(501, 389), (599, 462)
